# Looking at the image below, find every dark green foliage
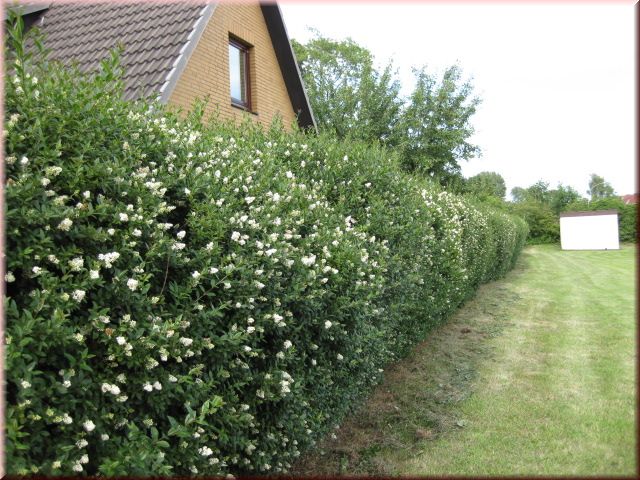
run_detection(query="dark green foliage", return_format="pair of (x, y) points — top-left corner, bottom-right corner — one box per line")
(4, 17), (528, 476)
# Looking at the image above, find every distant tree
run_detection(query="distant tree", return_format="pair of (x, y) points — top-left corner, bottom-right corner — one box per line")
(510, 186), (529, 203)
(399, 65), (481, 188)
(588, 173), (615, 200)
(511, 180), (549, 204)
(549, 184), (582, 214)
(291, 33), (403, 145)
(466, 171), (506, 200)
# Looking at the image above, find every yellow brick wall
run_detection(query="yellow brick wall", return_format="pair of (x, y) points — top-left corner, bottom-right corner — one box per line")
(168, 3), (297, 130)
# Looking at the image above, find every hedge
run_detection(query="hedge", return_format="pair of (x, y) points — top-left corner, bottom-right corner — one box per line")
(4, 20), (528, 476)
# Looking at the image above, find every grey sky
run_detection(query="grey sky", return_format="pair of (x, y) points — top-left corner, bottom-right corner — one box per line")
(280, 2), (636, 198)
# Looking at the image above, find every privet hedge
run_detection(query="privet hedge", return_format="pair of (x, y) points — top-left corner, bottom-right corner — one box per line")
(4, 25), (528, 476)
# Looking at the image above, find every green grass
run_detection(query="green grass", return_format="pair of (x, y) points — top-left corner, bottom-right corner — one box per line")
(292, 244), (636, 476)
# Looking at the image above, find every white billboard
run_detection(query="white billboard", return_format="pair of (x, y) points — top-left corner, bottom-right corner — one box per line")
(559, 210), (619, 250)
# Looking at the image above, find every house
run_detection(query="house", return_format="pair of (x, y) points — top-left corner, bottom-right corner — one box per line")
(621, 194), (638, 205)
(8, 1), (316, 131)
(559, 210), (619, 250)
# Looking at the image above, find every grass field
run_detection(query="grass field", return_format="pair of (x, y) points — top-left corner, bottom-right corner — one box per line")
(292, 244), (636, 476)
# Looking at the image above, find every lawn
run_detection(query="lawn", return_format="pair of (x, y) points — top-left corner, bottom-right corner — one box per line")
(292, 244), (637, 476)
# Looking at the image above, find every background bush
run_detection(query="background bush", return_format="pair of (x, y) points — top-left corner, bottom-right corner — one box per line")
(4, 22), (528, 476)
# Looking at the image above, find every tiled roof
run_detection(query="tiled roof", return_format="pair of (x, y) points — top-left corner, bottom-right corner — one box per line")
(28, 1), (208, 100)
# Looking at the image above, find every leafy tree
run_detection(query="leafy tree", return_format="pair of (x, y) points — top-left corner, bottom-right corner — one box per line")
(510, 180), (549, 204)
(399, 65), (481, 188)
(588, 173), (615, 200)
(291, 32), (403, 145)
(549, 184), (582, 214)
(466, 171), (506, 200)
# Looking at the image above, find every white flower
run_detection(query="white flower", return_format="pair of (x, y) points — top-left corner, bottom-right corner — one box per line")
(336, 353), (344, 361)
(286, 171), (294, 179)
(184, 188), (191, 196)
(63, 380), (71, 388)
(177, 230), (186, 239)
(301, 254), (316, 267)
(283, 340), (293, 350)
(20, 155), (29, 166)
(83, 420), (95, 432)
(153, 381), (162, 390)
(57, 218), (73, 231)
(52, 461), (61, 469)
(132, 228), (142, 237)
(231, 231), (241, 242)
(325, 321), (332, 329)
(191, 271), (201, 280)
(41, 177), (51, 186)
(20, 380), (31, 389)
(101, 434), (109, 441)
(68, 257), (84, 271)
(32, 266), (42, 276)
(245, 196), (255, 204)
(5, 272), (15, 283)
(107, 228), (115, 236)
(89, 270), (100, 279)
(168, 375), (178, 383)
(206, 242), (214, 251)
(80, 454), (89, 464)
(311, 359), (317, 366)
(116, 336), (126, 345)
(110, 385), (121, 395)
(276, 351), (285, 359)
(179, 337), (193, 346)
(265, 248), (277, 257)
(243, 345), (252, 352)
(72, 463), (83, 472)
(119, 213), (129, 222)
(143, 382), (153, 392)
(83, 191), (91, 199)
(210, 267), (219, 274)
(98, 252), (120, 268)
(126, 279), (139, 291)
(72, 290), (86, 302)
(172, 242), (186, 251)
(199, 446), (213, 457)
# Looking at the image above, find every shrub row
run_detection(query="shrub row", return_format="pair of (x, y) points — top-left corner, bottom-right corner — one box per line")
(4, 30), (528, 476)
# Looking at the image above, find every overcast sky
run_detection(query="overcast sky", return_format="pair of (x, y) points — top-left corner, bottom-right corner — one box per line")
(280, 2), (636, 198)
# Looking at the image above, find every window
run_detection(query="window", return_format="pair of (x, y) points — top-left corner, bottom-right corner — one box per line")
(229, 38), (250, 109)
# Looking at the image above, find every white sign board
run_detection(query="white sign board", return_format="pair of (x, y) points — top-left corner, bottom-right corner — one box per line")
(559, 210), (619, 250)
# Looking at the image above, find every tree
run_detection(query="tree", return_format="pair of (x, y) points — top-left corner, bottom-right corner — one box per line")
(291, 32), (403, 145)
(465, 171), (506, 200)
(399, 65), (481, 188)
(548, 184), (582, 214)
(510, 180), (549, 204)
(588, 173), (615, 200)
